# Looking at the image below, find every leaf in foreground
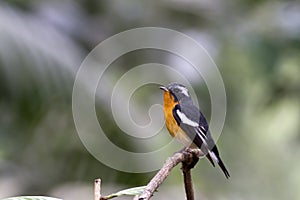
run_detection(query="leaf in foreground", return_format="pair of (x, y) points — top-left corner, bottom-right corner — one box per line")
(2, 196), (62, 200)
(104, 186), (146, 199)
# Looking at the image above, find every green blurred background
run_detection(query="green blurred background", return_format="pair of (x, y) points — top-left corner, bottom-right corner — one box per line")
(0, 0), (300, 199)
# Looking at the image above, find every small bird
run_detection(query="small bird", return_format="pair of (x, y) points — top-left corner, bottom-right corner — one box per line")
(160, 82), (230, 178)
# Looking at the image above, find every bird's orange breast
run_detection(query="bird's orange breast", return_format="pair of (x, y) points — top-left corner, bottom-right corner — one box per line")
(163, 91), (179, 137)
(162, 91), (193, 147)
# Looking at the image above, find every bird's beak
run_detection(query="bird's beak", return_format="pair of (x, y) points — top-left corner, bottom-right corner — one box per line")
(159, 85), (168, 92)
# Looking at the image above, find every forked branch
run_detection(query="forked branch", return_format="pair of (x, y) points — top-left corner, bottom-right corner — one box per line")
(94, 149), (202, 200)
(138, 148), (201, 200)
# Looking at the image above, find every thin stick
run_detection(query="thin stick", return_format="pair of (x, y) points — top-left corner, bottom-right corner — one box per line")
(182, 163), (195, 200)
(94, 178), (101, 200)
(182, 150), (199, 200)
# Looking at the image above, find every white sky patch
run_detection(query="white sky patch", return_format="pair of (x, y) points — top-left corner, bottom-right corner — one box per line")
(176, 110), (199, 127)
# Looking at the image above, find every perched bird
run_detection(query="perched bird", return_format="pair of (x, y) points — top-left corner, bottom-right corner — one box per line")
(160, 82), (230, 178)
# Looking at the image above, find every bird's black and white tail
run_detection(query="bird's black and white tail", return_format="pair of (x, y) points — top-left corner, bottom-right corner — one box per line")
(207, 146), (230, 179)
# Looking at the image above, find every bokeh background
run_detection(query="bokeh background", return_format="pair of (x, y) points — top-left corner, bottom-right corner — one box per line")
(1, 0), (300, 199)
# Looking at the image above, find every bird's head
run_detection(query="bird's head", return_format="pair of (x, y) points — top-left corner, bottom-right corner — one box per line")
(159, 82), (191, 102)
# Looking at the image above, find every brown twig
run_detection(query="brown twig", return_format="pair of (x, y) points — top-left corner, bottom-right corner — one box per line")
(182, 167), (194, 200)
(181, 151), (199, 200)
(138, 148), (202, 200)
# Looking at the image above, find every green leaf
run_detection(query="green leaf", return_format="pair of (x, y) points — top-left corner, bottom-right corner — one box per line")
(2, 196), (62, 200)
(105, 186), (146, 199)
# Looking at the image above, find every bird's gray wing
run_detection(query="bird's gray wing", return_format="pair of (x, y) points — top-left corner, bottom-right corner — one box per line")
(172, 103), (215, 153)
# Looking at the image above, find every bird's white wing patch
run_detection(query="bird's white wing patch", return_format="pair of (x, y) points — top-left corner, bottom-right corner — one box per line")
(209, 151), (219, 163)
(196, 127), (208, 146)
(176, 110), (199, 127)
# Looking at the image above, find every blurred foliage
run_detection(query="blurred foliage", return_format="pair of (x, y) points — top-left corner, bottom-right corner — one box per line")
(0, 0), (300, 200)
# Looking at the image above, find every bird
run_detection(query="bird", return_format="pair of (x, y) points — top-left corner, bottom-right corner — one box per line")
(160, 82), (230, 178)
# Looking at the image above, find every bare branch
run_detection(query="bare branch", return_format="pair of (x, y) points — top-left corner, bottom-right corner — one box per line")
(182, 167), (194, 200)
(138, 148), (202, 200)
(181, 150), (200, 200)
